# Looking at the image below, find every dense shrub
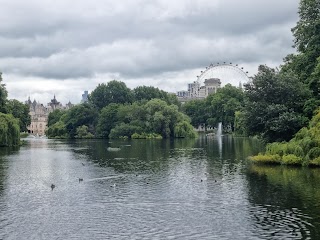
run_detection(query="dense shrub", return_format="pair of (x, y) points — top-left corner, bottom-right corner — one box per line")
(249, 154), (281, 164)
(250, 110), (320, 166)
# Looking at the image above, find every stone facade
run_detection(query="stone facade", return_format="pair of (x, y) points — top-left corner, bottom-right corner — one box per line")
(26, 95), (74, 136)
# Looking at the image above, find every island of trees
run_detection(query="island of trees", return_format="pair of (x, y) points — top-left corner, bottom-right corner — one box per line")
(46, 83), (197, 139)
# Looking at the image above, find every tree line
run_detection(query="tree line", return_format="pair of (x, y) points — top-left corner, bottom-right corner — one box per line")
(47, 82), (197, 139)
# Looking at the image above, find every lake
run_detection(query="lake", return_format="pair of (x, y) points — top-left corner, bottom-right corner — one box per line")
(0, 135), (320, 239)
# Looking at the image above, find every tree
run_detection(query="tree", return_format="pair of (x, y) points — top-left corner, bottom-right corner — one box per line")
(76, 125), (94, 139)
(89, 80), (133, 110)
(133, 86), (180, 106)
(96, 103), (121, 138)
(0, 73), (8, 113)
(5, 99), (31, 132)
(64, 103), (98, 138)
(46, 120), (67, 138)
(47, 109), (65, 127)
(182, 99), (207, 128)
(0, 113), (20, 146)
(208, 84), (244, 131)
(174, 120), (197, 138)
(282, 0), (320, 96)
(145, 99), (192, 138)
(133, 86), (166, 101)
(244, 65), (311, 142)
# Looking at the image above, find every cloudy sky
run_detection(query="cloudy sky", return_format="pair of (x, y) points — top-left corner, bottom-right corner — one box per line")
(1, 0), (300, 105)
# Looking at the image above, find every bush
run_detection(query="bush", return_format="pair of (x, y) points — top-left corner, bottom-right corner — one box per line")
(307, 147), (320, 160)
(109, 123), (143, 139)
(248, 154), (281, 164)
(281, 154), (303, 165)
(266, 142), (287, 156)
(309, 157), (320, 166)
(174, 120), (197, 138)
(131, 132), (162, 139)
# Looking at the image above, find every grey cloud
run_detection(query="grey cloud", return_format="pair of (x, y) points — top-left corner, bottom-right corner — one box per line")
(0, 0), (300, 86)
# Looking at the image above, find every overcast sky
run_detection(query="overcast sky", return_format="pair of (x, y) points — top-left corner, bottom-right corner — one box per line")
(1, 0), (300, 104)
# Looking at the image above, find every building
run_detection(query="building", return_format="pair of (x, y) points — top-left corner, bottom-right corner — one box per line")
(26, 98), (48, 136)
(81, 90), (89, 103)
(26, 95), (74, 136)
(177, 78), (221, 103)
(204, 78), (221, 95)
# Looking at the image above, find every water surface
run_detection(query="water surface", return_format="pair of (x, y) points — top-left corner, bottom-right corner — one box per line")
(0, 135), (319, 239)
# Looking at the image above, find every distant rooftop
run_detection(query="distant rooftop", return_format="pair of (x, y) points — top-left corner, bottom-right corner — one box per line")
(204, 78), (221, 84)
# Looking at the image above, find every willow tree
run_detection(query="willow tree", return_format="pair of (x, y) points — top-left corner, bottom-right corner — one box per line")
(0, 113), (20, 146)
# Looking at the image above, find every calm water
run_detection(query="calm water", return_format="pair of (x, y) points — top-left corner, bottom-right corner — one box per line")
(0, 135), (320, 239)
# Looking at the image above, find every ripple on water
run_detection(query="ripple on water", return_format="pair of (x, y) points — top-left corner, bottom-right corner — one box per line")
(250, 204), (313, 239)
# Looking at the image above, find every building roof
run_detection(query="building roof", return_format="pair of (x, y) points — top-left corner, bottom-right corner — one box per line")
(204, 78), (221, 85)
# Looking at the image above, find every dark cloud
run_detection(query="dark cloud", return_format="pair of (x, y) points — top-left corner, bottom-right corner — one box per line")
(0, 0), (300, 103)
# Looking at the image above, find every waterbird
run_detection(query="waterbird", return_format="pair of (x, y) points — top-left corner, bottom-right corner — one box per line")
(51, 184), (55, 190)
(110, 183), (116, 188)
(81, 163), (85, 166)
(79, 178), (83, 183)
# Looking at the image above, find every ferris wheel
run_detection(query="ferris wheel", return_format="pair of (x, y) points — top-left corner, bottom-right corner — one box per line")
(196, 62), (250, 86)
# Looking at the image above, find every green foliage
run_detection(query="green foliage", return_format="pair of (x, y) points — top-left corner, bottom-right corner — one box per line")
(309, 157), (320, 166)
(48, 109), (65, 127)
(0, 113), (20, 146)
(64, 103), (98, 138)
(47, 103), (98, 139)
(96, 103), (121, 138)
(209, 84), (245, 130)
(282, 154), (303, 165)
(131, 132), (162, 139)
(244, 65), (310, 142)
(174, 120), (198, 138)
(46, 121), (67, 138)
(76, 125), (94, 139)
(89, 80), (133, 110)
(249, 154), (281, 164)
(0, 73), (8, 113)
(106, 99), (196, 139)
(133, 86), (180, 106)
(234, 111), (246, 136)
(251, 109), (320, 166)
(182, 84), (245, 131)
(182, 99), (207, 128)
(307, 147), (320, 160)
(5, 99), (31, 132)
(109, 123), (143, 139)
(281, 0), (320, 100)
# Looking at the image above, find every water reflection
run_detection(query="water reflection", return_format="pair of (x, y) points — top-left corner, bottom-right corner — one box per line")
(248, 165), (320, 238)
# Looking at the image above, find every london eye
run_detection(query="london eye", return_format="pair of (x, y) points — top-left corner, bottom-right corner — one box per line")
(196, 62), (250, 86)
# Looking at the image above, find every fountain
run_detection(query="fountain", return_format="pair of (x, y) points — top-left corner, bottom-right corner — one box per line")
(216, 122), (222, 137)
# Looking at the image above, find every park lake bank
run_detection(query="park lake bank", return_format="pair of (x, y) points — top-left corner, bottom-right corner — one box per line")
(1, 135), (320, 239)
